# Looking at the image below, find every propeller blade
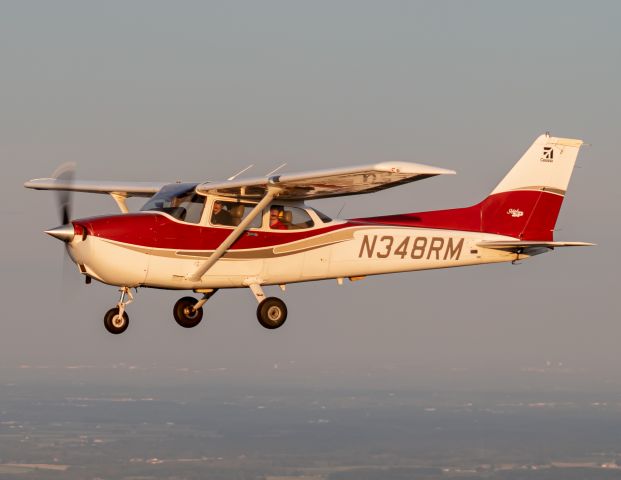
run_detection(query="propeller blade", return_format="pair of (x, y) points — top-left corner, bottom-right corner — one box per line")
(51, 162), (76, 224)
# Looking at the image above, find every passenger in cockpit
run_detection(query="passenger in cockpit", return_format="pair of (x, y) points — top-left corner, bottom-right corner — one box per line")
(269, 206), (288, 230)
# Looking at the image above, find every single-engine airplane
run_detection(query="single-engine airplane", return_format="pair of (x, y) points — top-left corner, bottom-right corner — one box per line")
(25, 133), (592, 334)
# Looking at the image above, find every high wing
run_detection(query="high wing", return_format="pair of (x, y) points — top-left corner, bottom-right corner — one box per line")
(196, 162), (456, 200)
(24, 178), (169, 197)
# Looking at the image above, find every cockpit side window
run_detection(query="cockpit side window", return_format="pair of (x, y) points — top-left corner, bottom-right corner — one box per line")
(211, 200), (262, 228)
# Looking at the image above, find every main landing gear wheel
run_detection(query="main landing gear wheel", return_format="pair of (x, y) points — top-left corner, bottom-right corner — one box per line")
(257, 297), (287, 329)
(173, 296), (204, 328)
(103, 307), (129, 335)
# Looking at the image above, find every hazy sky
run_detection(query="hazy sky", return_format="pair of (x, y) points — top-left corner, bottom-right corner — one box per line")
(1, 1), (619, 390)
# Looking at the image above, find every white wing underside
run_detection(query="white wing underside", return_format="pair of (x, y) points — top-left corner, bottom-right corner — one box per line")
(196, 162), (455, 200)
(25, 161), (455, 201)
(24, 179), (169, 197)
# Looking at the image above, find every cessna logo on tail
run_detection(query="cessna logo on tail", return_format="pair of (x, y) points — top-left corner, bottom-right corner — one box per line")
(541, 146), (554, 162)
(507, 208), (524, 218)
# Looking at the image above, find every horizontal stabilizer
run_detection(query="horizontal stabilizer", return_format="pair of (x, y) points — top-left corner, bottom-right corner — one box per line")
(478, 240), (594, 254)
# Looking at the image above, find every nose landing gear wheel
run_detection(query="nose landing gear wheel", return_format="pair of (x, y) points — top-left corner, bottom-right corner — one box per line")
(103, 307), (129, 335)
(173, 296), (204, 328)
(257, 297), (287, 329)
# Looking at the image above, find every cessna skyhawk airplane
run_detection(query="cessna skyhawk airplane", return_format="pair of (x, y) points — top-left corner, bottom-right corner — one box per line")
(25, 133), (591, 334)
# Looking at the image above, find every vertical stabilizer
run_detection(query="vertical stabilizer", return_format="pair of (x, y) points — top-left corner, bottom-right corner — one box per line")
(480, 134), (584, 240)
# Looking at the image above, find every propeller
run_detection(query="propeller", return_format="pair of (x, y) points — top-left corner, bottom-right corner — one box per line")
(51, 162), (76, 225)
(45, 163), (77, 241)
(48, 162), (81, 299)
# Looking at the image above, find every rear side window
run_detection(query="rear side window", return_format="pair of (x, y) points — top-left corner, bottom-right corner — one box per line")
(268, 205), (314, 230)
(311, 208), (332, 223)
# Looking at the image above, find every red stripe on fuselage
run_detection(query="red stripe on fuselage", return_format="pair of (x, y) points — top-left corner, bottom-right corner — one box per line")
(76, 213), (352, 250)
(75, 190), (564, 251)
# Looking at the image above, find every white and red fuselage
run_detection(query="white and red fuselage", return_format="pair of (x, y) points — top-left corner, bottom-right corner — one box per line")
(66, 186), (561, 291)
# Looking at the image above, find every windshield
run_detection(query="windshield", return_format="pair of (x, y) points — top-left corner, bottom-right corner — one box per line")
(141, 183), (205, 223)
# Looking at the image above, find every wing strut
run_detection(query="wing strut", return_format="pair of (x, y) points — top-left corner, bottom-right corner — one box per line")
(109, 193), (129, 213)
(187, 187), (281, 282)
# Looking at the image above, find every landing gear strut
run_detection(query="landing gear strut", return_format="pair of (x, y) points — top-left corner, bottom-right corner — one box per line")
(173, 290), (217, 328)
(103, 287), (133, 334)
(248, 284), (288, 329)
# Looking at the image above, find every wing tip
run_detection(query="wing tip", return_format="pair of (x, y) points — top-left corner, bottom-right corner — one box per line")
(373, 161), (456, 176)
(24, 178), (52, 189)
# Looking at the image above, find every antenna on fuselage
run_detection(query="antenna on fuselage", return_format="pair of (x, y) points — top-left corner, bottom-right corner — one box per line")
(336, 203), (346, 219)
(265, 163), (287, 176)
(227, 164), (254, 181)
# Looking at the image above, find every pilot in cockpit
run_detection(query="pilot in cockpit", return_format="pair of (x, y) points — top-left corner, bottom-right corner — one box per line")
(211, 200), (233, 226)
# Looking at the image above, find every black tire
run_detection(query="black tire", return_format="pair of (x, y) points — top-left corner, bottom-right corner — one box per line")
(256, 297), (287, 329)
(103, 307), (129, 335)
(173, 296), (204, 328)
